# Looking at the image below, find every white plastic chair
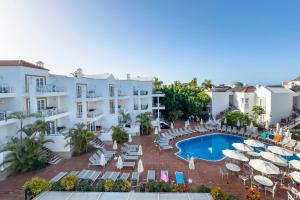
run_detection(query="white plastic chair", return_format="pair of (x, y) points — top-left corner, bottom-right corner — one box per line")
(288, 192), (295, 200)
(265, 182), (277, 199)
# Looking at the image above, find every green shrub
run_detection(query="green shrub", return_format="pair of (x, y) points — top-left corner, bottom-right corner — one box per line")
(95, 180), (105, 192)
(224, 111), (251, 127)
(211, 187), (226, 200)
(51, 181), (64, 191)
(196, 185), (211, 193)
(226, 195), (240, 200)
(60, 175), (78, 191)
(104, 180), (113, 192)
(112, 126), (128, 144)
(112, 180), (131, 192)
(76, 179), (92, 192)
(24, 177), (52, 198)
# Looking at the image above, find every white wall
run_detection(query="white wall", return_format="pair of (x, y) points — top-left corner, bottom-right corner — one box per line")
(206, 91), (230, 118)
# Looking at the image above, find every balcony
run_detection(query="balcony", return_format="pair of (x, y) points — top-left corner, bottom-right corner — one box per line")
(152, 103), (165, 110)
(77, 91), (105, 102)
(140, 90), (149, 95)
(141, 104), (149, 110)
(152, 91), (165, 97)
(27, 84), (68, 97)
(134, 104), (139, 110)
(77, 110), (104, 122)
(0, 111), (18, 126)
(133, 90), (139, 95)
(0, 85), (16, 98)
(118, 91), (129, 99)
(38, 108), (69, 121)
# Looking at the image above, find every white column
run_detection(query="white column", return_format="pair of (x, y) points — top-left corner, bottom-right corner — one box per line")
(29, 77), (38, 113)
(138, 90), (141, 111)
(81, 86), (87, 123)
(114, 86), (118, 125)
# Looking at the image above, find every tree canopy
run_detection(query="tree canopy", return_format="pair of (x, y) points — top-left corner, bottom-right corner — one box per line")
(160, 81), (210, 121)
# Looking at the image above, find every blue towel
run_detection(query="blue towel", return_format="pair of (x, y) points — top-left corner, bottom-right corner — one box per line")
(175, 172), (185, 185)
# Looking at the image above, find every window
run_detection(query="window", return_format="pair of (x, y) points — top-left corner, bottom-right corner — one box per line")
(37, 99), (46, 112)
(109, 84), (115, 97)
(241, 98), (244, 104)
(36, 78), (45, 89)
(109, 100), (115, 114)
(245, 98), (249, 104)
(77, 103), (83, 117)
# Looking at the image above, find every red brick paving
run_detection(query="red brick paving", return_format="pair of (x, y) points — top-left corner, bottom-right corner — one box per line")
(0, 120), (288, 200)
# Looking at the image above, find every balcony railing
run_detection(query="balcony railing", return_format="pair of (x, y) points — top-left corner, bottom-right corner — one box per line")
(118, 91), (128, 97)
(133, 90), (139, 95)
(141, 104), (148, 110)
(0, 111), (8, 121)
(134, 104), (139, 110)
(38, 108), (68, 117)
(0, 85), (13, 93)
(152, 103), (164, 107)
(87, 111), (103, 118)
(36, 84), (65, 93)
(140, 90), (148, 95)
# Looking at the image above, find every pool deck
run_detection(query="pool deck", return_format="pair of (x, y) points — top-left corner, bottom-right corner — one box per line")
(0, 121), (289, 200)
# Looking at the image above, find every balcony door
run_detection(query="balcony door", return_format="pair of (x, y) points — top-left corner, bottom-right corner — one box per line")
(37, 99), (46, 113)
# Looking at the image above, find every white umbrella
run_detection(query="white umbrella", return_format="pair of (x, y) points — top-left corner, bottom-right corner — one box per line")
(279, 128), (283, 136)
(171, 123), (174, 129)
(128, 134), (132, 143)
(100, 153), (106, 166)
(249, 159), (280, 175)
(276, 123), (280, 132)
(224, 118), (227, 124)
(154, 127), (158, 135)
(260, 151), (287, 166)
(289, 160), (300, 170)
(265, 121), (269, 130)
(187, 120), (190, 126)
(117, 155), (123, 169)
(237, 120), (240, 127)
(184, 121), (188, 128)
(113, 140), (118, 150)
(200, 119), (204, 126)
(232, 143), (253, 152)
(222, 149), (249, 162)
(250, 121), (254, 129)
(290, 171), (300, 183)
(189, 157), (195, 170)
(138, 145), (143, 156)
(244, 139), (265, 148)
(267, 146), (293, 157)
(137, 159), (144, 174)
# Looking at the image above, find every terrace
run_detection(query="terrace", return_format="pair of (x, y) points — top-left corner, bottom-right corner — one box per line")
(0, 120), (292, 200)
(0, 84), (16, 98)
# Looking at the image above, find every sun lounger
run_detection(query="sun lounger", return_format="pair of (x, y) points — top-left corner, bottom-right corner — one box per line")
(227, 126), (232, 132)
(232, 127), (237, 134)
(147, 170), (156, 182)
(119, 172), (130, 181)
(160, 170), (169, 182)
(294, 141), (300, 151)
(50, 171), (68, 183)
(123, 161), (136, 168)
(101, 171), (113, 180)
(69, 171), (79, 176)
(221, 126), (226, 132)
(175, 171), (185, 185)
(101, 148), (116, 155)
(278, 138), (290, 146)
(78, 169), (89, 179)
(131, 172), (139, 186)
(159, 144), (173, 150)
(89, 171), (101, 182)
(285, 140), (297, 149)
(126, 151), (139, 156)
(96, 150), (114, 160)
(124, 143), (139, 149)
(110, 172), (120, 181)
(122, 155), (139, 161)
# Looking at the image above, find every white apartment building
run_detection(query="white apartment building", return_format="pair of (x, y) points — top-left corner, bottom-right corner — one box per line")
(207, 84), (298, 126)
(0, 60), (164, 155)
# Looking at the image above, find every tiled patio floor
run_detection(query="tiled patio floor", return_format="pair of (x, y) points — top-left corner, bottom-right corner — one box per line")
(0, 121), (288, 200)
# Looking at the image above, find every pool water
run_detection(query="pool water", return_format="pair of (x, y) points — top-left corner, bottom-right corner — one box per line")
(176, 133), (300, 162)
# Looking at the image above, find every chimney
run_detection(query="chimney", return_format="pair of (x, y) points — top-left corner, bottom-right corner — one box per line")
(36, 61), (44, 67)
(127, 73), (131, 80)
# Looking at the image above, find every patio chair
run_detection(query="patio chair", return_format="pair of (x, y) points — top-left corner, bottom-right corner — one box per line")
(110, 172), (120, 182)
(89, 171), (101, 183)
(287, 192), (296, 200)
(264, 182), (277, 199)
(238, 174), (249, 185)
(260, 132), (268, 140)
(147, 170), (156, 182)
(119, 172), (130, 181)
(122, 155), (139, 161)
(131, 172), (139, 186)
(285, 140), (297, 149)
(218, 168), (229, 180)
(175, 171), (185, 185)
(101, 171), (113, 180)
(122, 161), (136, 168)
(50, 171), (68, 183)
(160, 170), (169, 182)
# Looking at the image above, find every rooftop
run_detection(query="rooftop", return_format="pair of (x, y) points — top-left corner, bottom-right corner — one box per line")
(293, 76), (300, 81)
(0, 60), (49, 71)
(238, 86), (256, 93)
(266, 86), (295, 94)
(84, 73), (113, 80)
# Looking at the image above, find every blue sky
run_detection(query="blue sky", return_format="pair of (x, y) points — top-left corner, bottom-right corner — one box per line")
(0, 0), (299, 85)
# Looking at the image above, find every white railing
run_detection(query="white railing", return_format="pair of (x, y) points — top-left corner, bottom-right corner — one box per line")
(0, 85), (13, 93)
(38, 108), (68, 117)
(87, 111), (103, 118)
(36, 84), (65, 93)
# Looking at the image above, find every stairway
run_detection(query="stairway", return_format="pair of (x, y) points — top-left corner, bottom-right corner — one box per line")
(283, 116), (300, 130)
(39, 147), (64, 165)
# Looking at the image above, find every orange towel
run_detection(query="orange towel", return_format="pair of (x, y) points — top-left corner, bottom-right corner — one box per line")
(274, 135), (282, 142)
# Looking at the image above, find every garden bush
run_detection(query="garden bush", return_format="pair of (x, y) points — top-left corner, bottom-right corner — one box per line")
(104, 180), (113, 192)
(112, 180), (130, 192)
(224, 111), (251, 127)
(196, 185), (211, 193)
(51, 181), (64, 191)
(246, 187), (260, 200)
(76, 179), (92, 192)
(95, 180), (105, 192)
(60, 175), (78, 191)
(226, 195), (240, 200)
(210, 187), (226, 200)
(112, 126), (128, 144)
(24, 177), (52, 198)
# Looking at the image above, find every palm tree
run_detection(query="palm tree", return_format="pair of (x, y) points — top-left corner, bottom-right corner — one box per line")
(153, 77), (163, 91)
(189, 77), (198, 88)
(65, 123), (95, 155)
(120, 110), (131, 124)
(201, 79), (214, 90)
(136, 112), (152, 135)
(9, 112), (27, 143)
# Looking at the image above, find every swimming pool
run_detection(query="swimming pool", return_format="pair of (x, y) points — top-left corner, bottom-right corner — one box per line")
(176, 133), (246, 161)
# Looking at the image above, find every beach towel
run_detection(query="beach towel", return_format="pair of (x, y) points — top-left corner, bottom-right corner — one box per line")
(274, 134), (282, 142)
(160, 170), (169, 182)
(175, 172), (185, 185)
(261, 132), (267, 139)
